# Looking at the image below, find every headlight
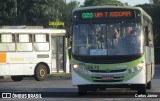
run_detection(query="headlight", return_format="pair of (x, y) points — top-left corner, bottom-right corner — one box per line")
(137, 61), (145, 69)
(128, 67), (139, 73)
(72, 64), (88, 74)
(73, 64), (78, 69)
(128, 61), (144, 73)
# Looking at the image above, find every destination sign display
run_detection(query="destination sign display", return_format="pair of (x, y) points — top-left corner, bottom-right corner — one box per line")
(80, 10), (134, 19)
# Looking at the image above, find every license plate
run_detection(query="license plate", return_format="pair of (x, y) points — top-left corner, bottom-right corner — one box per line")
(102, 76), (114, 80)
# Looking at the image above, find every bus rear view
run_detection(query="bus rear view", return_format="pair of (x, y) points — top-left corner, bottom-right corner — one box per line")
(71, 6), (154, 95)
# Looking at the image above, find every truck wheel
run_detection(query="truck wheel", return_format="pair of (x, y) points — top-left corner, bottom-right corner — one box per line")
(35, 64), (47, 81)
(11, 76), (23, 81)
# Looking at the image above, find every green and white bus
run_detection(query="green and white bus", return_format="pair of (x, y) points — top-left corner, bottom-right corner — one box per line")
(71, 6), (154, 94)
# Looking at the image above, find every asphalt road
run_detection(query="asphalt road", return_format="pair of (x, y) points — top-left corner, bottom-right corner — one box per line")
(0, 66), (160, 101)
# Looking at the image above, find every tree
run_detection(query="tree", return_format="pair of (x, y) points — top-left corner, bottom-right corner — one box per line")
(150, 0), (160, 5)
(18, 0), (47, 26)
(41, 0), (66, 27)
(63, 1), (80, 26)
(42, 0), (79, 28)
(83, 0), (122, 6)
(0, 0), (79, 28)
(0, 0), (15, 25)
(0, 0), (48, 26)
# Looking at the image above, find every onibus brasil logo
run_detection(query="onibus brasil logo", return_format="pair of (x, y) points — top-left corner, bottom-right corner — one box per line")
(2, 93), (42, 99)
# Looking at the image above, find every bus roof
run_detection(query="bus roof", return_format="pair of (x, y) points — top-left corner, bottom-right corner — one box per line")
(73, 6), (152, 21)
(0, 29), (66, 36)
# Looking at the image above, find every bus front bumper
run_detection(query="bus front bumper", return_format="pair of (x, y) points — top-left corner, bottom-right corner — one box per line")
(72, 68), (146, 86)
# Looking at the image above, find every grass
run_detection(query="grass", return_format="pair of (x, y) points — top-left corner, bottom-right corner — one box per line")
(47, 73), (71, 80)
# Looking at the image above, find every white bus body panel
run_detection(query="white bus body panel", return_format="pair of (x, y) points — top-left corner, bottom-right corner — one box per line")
(0, 52), (51, 76)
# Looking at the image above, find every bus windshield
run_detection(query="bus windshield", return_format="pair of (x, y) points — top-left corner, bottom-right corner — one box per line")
(72, 22), (143, 56)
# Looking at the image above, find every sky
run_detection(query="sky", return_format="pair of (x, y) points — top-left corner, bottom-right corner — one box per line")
(66, 0), (150, 6)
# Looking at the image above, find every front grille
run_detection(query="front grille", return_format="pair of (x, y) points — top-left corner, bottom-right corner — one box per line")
(89, 69), (127, 73)
(93, 80), (123, 82)
(92, 76), (124, 79)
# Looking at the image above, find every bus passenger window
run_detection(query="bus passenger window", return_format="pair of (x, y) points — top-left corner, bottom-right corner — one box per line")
(0, 34), (16, 52)
(1, 34), (13, 42)
(18, 34), (32, 42)
(34, 34), (49, 42)
(17, 34), (32, 51)
(33, 34), (50, 51)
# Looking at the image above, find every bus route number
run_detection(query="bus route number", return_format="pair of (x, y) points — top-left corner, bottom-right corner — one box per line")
(86, 65), (99, 70)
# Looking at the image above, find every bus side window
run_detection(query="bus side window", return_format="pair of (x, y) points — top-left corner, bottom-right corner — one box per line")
(1, 34), (13, 42)
(33, 34), (50, 51)
(17, 34), (32, 51)
(18, 34), (32, 42)
(0, 34), (16, 52)
(35, 34), (46, 42)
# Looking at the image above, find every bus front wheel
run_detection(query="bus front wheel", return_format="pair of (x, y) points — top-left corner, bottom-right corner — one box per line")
(35, 64), (47, 81)
(146, 81), (152, 89)
(11, 76), (23, 81)
(78, 85), (87, 95)
(137, 84), (146, 94)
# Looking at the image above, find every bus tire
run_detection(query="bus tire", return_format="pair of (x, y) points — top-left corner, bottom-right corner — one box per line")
(78, 85), (87, 95)
(35, 64), (47, 81)
(137, 84), (146, 94)
(146, 81), (152, 89)
(11, 76), (23, 81)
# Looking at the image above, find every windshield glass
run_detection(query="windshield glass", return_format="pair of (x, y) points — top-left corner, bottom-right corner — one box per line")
(72, 22), (143, 56)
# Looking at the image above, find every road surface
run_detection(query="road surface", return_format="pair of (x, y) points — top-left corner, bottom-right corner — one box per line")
(0, 66), (159, 101)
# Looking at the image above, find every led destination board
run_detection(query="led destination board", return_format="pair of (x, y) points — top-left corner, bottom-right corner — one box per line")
(81, 11), (133, 19)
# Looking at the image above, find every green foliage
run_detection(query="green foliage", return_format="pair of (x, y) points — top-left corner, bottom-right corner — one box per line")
(83, 0), (121, 6)
(0, 0), (14, 25)
(0, 0), (79, 28)
(65, 1), (79, 23)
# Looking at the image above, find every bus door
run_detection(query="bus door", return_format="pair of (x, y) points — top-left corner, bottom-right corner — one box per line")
(51, 36), (65, 73)
(145, 25), (153, 82)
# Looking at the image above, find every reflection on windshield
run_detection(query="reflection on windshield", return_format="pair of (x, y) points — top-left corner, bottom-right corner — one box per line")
(72, 23), (142, 56)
